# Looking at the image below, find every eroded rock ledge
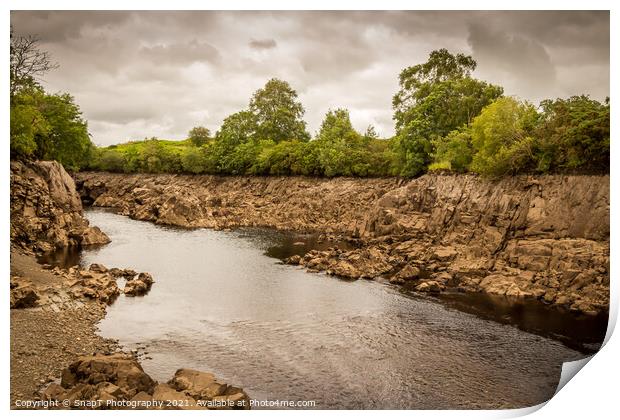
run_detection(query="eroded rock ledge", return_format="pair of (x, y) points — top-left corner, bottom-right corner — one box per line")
(75, 172), (610, 315)
(11, 160), (110, 253)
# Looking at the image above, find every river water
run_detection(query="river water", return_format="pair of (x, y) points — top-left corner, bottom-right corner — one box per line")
(50, 208), (606, 409)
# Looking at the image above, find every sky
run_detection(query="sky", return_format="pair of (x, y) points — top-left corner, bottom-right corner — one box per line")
(11, 10), (610, 146)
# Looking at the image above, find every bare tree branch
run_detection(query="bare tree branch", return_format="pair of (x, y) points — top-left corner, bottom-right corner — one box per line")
(10, 26), (59, 98)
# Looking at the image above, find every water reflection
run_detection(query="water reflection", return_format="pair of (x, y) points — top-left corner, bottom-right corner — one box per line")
(39, 208), (607, 409)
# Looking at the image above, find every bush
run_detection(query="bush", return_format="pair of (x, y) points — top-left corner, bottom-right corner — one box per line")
(181, 147), (208, 174)
(430, 128), (473, 172)
(534, 96), (609, 172)
(470, 97), (538, 177)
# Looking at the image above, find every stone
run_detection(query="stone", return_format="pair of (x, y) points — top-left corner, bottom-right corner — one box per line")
(432, 247), (458, 262)
(63, 353), (156, 397)
(89, 263), (109, 273)
(152, 384), (197, 409)
(168, 368), (216, 396)
(124, 272), (154, 296)
(10, 285), (40, 309)
(10, 160), (109, 253)
(394, 265), (420, 282)
(415, 281), (442, 294)
(41, 383), (66, 401)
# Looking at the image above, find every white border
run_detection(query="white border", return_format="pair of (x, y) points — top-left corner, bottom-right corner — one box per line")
(2, 2), (616, 419)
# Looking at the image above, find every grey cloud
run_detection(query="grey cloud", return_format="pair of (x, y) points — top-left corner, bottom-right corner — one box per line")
(10, 10), (609, 146)
(467, 23), (557, 99)
(140, 40), (220, 65)
(249, 38), (277, 50)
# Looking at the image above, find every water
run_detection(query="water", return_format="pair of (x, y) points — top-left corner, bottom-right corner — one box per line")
(51, 209), (606, 409)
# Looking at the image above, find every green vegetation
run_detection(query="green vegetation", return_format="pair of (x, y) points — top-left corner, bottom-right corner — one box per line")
(10, 29), (94, 171)
(10, 34), (609, 178)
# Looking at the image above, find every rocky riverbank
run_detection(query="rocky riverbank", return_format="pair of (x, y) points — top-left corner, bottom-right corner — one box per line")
(11, 160), (110, 253)
(10, 160), (251, 409)
(76, 171), (610, 316)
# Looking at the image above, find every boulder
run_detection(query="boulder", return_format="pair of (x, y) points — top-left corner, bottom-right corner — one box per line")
(152, 384), (197, 409)
(61, 353), (156, 398)
(124, 273), (154, 297)
(10, 284), (40, 309)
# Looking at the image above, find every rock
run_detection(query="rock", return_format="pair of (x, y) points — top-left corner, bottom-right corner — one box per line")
(199, 382), (228, 400)
(415, 281), (442, 294)
(109, 268), (138, 279)
(124, 273), (154, 297)
(10, 284), (40, 309)
(393, 265), (420, 282)
(80, 226), (110, 246)
(10, 160), (109, 253)
(89, 263), (109, 273)
(41, 383), (66, 401)
(285, 255), (302, 265)
(432, 247), (458, 262)
(152, 384), (197, 409)
(62, 353), (156, 398)
(168, 368), (216, 393)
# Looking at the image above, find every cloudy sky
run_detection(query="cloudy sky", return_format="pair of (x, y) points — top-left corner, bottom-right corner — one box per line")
(11, 11), (609, 146)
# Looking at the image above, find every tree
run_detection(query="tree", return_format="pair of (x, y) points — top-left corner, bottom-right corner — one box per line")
(38, 92), (92, 170)
(181, 146), (208, 174)
(314, 109), (364, 176)
(188, 126), (211, 147)
(393, 48), (477, 125)
(470, 97), (539, 177)
(10, 27), (58, 100)
(10, 90), (49, 158)
(534, 96), (609, 172)
(249, 78), (310, 142)
(391, 49), (503, 176)
(214, 111), (258, 148)
(429, 128), (473, 172)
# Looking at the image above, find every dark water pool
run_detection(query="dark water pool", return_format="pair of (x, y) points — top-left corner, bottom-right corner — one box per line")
(41, 208), (606, 409)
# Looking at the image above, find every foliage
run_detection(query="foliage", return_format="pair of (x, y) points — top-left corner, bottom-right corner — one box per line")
(10, 88), (93, 170)
(469, 97), (539, 177)
(249, 78), (310, 143)
(534, 96), (610, 172)
(391, 49), (503, 176)
(10, 26), (58, 99)
(10, 30), (93, 171)
(188, 126), (211, 147)
(430, 128), (473, 173)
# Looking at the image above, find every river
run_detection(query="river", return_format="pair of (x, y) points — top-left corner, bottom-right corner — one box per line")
(46, 208), (606, 409)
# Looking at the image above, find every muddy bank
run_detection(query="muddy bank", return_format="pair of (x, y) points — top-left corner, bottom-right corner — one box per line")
(76, 171), (610, 316)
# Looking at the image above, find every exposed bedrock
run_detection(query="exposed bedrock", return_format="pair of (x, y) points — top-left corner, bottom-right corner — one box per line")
(75, 172), (610, 315)
(10, 160), (110, 254)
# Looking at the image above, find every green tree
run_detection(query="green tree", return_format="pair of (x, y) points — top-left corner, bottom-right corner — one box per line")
(38, 92), (92, 170)
(534, 96), (610, 172)
(314, 109), (363, 176)
(470, 97), (539, 177)
(97, 149), (127, 172)
(429, 128), (473, 172)
(188, 126), (211, 147)
(10, 90), (49, 158)
(392, 49), (503, 176)
(10, 27), (58, 100)
(249, 78), (310, 142)
(181, 146), (208, 174)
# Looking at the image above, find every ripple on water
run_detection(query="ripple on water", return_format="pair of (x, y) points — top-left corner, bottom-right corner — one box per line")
(64, 209), (599, 409)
